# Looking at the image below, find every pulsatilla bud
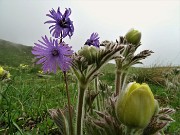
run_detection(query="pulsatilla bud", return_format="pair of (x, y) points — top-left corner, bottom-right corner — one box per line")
(78, 45), (98, 65)
(116, 82), (156, 128)
(125, 29), (141, 45)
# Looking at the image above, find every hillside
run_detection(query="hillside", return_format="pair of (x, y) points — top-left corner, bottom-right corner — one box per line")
(0, 39), (34, 67)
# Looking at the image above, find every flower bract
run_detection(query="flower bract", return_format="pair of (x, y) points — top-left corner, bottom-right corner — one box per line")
(32, 35), (73, 73)
(45, 7), (74, 38)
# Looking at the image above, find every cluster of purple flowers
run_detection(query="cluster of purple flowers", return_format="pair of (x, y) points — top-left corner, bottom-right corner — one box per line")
(32, 7), (100, 73)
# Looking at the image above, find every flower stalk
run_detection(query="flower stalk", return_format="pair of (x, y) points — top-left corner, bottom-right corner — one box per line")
(94, 77), (100, 110)
(115, 61), (128, 96)
(76, 82), (87, 135)
(63, 71), (74, 135)
(115, 69), (122, 96)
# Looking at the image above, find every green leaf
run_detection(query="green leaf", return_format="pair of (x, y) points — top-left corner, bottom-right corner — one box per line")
(12, 120), (24, 135)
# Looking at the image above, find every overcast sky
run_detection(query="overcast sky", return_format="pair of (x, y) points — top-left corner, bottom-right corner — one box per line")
(0, 0), (180, 66)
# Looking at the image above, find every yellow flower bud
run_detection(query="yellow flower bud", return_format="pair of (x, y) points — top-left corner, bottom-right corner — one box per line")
(125, 29), (141, 45)
(0, 66), (5, 77)
(116, 82), (156, 128)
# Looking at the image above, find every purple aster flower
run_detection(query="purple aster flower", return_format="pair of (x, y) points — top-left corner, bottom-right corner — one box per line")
(85, 33), (100, 48)
(32, 35), (73, 73)
(45, 7), (74, 39)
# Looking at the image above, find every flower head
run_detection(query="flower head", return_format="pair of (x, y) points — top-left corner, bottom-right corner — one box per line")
(32, 35), (73, 73)
(116, 82), (156, 128)
(85, 33), (100, 48)
(45, 7), (74, 39)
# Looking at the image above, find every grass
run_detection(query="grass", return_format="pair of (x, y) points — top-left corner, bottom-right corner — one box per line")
(0, 67), (78, 134)
(0, 39), (33, 67)
(149, 84), (180, 134)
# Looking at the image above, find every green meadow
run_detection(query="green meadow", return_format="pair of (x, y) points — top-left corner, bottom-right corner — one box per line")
(0, 39), (179, 134)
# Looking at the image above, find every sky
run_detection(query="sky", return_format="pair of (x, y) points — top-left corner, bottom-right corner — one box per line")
(0, 0), (180, 66)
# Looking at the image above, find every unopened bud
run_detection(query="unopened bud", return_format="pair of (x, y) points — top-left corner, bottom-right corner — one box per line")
(78, 45), (98, 64)
(125, 29), (141, 45)
(116, 82), (156, 128)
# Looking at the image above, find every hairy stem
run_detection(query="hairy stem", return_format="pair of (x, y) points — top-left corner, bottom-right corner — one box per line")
(63, 72), (74, 135)
(94, 77), (100, 110)
(121, 71), (127, 91)
(76, 83), (87, 135)
(115, 69), (122, 96)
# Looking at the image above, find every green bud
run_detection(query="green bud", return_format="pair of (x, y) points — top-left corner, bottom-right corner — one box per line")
(125, 29), (141, 45)
(154, 99), (159, 115)
(116, 82), (155, 128)
(78, 45), (98, 64)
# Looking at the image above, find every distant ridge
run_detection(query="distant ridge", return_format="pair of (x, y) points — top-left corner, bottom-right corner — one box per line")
(0, 39), (34, 67)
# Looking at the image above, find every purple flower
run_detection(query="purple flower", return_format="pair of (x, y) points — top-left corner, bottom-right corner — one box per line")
(45, 7), (74, 39)
(32, 35), (73, 73)
(85, 33), (100, 48)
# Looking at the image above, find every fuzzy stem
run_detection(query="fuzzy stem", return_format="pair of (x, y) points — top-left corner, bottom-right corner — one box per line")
(115, 69), (122, 96)
(94, 77), (100, 110)
(76, 83), (87, 135)
(121, 71), (127, 91)
(63, 72), (74, 135)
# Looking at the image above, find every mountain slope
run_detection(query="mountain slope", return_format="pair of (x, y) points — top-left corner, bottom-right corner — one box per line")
(0, 39), (34, 67)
